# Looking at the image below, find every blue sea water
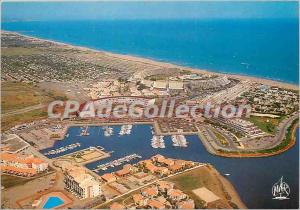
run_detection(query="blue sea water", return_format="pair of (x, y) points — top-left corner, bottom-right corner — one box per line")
(42, 196), (64, 209)
(2, 18), (299, 84)
(41, 125), (299, 209)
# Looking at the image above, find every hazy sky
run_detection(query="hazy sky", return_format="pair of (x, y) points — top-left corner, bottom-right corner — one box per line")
(2, 1), (298, 21)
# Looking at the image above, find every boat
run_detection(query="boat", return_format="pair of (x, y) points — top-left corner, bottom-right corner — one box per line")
(104, 126), (114, 137)
(171, 135), (188, 147)
(119, 124), (133, 135)
(151, 135), (165, 148)
(80, 126), (90, 136)
(43, 142), (81, 155)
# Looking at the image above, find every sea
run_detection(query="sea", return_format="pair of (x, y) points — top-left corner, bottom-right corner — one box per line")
(41, 125), (299, 209)
(2, 18), (299, 84)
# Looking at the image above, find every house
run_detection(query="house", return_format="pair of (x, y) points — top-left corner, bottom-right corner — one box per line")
(147, 199), (166, 209)
(110, 202), (125, 209)
(101, 173), (117, 183)
(0, 153), (48, 177)
(151, 154), (165, 162)
(168, 163), (183, 173)
(115, 168), (130, 177)
(157, 181), (174, 193)
(142, 186), (159, 198)
(176, 199), (195, 209)
(167, 189), (187, 201)
(154, 167), (170, 176)
(132, 194), (147, 206)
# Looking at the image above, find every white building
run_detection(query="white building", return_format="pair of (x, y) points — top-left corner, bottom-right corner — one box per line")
(64, 167), (101, 199)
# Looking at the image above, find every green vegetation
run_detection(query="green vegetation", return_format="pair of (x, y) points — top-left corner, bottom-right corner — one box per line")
(257, 119), (298, 154)
(1, 109), (48, 131)
(1, 175), (32, 188)
(1, 81), (67, 113)
(248, 115), (285, 134)
(167, 166), (227, 209)
(212, 130), (229, 146)
(145, 74), (169, 81)
(1, 81), (67, 131)
(2, 47), (41, 56)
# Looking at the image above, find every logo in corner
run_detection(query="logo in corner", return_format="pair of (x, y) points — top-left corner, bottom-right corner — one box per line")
(272, 176), (290, 200)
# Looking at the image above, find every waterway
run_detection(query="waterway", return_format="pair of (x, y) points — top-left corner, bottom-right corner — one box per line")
(40, 125), (299, 209)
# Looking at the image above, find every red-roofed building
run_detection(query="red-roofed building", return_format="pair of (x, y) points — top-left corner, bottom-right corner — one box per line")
(110, 202), (125, 209)
(147, 199), (165, 209)
(132, 194), (147, 206)
(101, 173), (117, 183)
(142, 186), (159, 198)
(0, 152), (48, 176)
(177, 199), (195, 209)
(167, 189), (187, 201)
(157, 181), (174, 192)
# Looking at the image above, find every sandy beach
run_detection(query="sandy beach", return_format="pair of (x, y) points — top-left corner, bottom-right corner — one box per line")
(4, 30), (298, 91)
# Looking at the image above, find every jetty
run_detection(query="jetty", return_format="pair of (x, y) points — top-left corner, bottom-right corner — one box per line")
(92, 153), (142, 172)
(43, 142), (81, 155)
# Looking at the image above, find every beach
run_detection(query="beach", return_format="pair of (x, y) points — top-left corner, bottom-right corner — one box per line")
(3, 30), (298, 91)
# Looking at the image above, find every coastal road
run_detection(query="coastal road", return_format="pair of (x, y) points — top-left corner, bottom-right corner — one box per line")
(271, 112), (299, 148)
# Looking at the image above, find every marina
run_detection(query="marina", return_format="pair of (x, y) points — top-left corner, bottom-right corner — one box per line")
(151, 135), (165, 148)
(92, 153), (142, 172)
(39, 125), (299, 209)
(43, 142), (81, 155)
(119, 124), (133, 135)
(103, 126), (114, 137)
(171, 135), (188, 147)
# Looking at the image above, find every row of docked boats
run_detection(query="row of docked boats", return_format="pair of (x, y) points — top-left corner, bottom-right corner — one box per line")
(119, 125), (133, 135)
(80, 126), (90, 136)
(93, 153), (142, 172)
(103, 126), (114, 137)
(171, 135), (188, 147)
(43, 142), (81, 155)
(151, 135), (165, 148)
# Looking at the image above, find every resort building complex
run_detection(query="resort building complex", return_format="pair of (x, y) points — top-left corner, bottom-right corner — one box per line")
(0, 153), (48, 177)
(64, 166), (102, 199)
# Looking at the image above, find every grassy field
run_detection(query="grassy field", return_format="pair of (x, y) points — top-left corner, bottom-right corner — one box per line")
(1, 174), (33, 189)
(1, 109), (48, 131)
(1, 81), (67, 131)
(2, 47), (42, 56)
(1, 81), (66, 113)
(167, 166), (230, 209)
(212, 130), (229, 146)
(248, 115), (285, 134)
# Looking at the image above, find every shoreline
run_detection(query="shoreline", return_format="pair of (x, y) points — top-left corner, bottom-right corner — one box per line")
(2, 30), (298, 90)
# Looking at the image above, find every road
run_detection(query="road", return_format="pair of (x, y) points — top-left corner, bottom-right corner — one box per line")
(2, 104), (46, 117)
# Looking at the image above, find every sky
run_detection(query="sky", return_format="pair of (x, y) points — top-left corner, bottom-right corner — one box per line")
(2, 1), (299, 21)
